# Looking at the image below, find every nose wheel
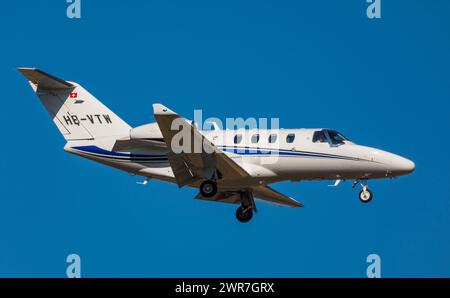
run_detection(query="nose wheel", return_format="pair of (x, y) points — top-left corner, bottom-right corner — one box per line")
(353, 179), (373, 203)
(359, 187), (373, 203)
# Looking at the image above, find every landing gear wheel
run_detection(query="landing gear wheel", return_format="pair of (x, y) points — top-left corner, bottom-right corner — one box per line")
(236, 206), (253, 223)
(200, 180), (217, 198)
(359, 188), (373, 203)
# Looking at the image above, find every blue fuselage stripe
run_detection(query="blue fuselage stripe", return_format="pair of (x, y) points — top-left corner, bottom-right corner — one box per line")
(72, 146), (168, 162)
(218, 146), (358, 160)
(71, 145), (358, 162)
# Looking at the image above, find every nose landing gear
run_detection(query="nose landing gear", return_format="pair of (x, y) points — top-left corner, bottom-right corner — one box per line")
(359, 187), (373, 203)
(353, 179), (373, 203)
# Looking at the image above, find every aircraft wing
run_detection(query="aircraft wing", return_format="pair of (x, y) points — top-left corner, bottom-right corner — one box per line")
(153, 103), (303, 208)
(251, 185), (303, 207)
(153, 103), (249, 186)
(195, 185), (303, 207)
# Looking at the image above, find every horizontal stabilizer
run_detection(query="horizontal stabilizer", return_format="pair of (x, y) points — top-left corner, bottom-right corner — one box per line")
(18, 68), (74, 90)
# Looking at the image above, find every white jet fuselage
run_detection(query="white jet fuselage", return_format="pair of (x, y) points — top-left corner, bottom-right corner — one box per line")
(65, 127), (415, 189)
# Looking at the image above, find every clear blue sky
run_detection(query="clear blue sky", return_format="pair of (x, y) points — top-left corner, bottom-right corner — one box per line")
(0, 0), (449, 277)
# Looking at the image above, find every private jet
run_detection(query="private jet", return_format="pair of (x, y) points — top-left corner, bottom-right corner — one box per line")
(18, 68), (415, 222)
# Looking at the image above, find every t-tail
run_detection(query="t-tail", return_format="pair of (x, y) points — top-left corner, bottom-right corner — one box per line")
(18, 68), (131, 141)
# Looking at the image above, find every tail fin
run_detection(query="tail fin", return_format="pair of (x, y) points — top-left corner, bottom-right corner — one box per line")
(18, 68), (131, 140)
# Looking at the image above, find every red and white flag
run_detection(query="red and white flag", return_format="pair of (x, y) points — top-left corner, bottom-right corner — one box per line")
(70, 92), (78, 99)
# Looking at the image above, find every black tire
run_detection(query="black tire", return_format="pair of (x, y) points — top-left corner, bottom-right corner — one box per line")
(236, 206), (253, 223)
(359, 189), (373, 203)
(200, 180), (217, 198)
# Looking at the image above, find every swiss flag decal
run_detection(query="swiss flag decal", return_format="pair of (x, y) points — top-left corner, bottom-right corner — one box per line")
(70, 92), (78, 99)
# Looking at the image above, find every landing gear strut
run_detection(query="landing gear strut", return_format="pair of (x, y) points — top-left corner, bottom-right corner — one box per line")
(235, 190), (256, 223)
(200, 180), (217, 198)
(353, 179), (373, 203)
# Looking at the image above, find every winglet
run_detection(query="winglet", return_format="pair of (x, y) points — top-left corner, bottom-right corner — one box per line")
(153, 103), (176, 116)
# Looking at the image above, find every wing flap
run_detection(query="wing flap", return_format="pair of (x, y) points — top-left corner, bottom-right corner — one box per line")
(194, 191), (242, 204)
(252, 185), (303, 207)
(166, 152), (196, 187)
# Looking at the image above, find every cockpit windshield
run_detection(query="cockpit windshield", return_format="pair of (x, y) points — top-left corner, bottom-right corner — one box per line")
(327, 130), (349, 145)
(313, 129), (349, 145)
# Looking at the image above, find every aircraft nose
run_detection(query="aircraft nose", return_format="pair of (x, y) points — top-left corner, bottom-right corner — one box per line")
(389, 155), (415, 176)
(397, 157), (415, 173)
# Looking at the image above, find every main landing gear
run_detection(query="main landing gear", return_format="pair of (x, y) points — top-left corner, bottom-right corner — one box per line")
(353, 179), (373, 203)
(200, 180), (218, 198)
(199, 181), (256, 223)
(235, 190), (256, 223)
(236, 206), (253, 223)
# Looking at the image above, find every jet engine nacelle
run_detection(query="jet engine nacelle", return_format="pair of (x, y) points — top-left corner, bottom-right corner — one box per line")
(130, 122), (163, 141)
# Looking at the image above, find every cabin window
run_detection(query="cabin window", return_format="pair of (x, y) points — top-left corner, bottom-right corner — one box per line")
(286, 133), (295, 143)
(312, 130), (327, 143)
(268, 134), (277, 143)
(234, 134), (242, 144)
(251, 134), (260, 143)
